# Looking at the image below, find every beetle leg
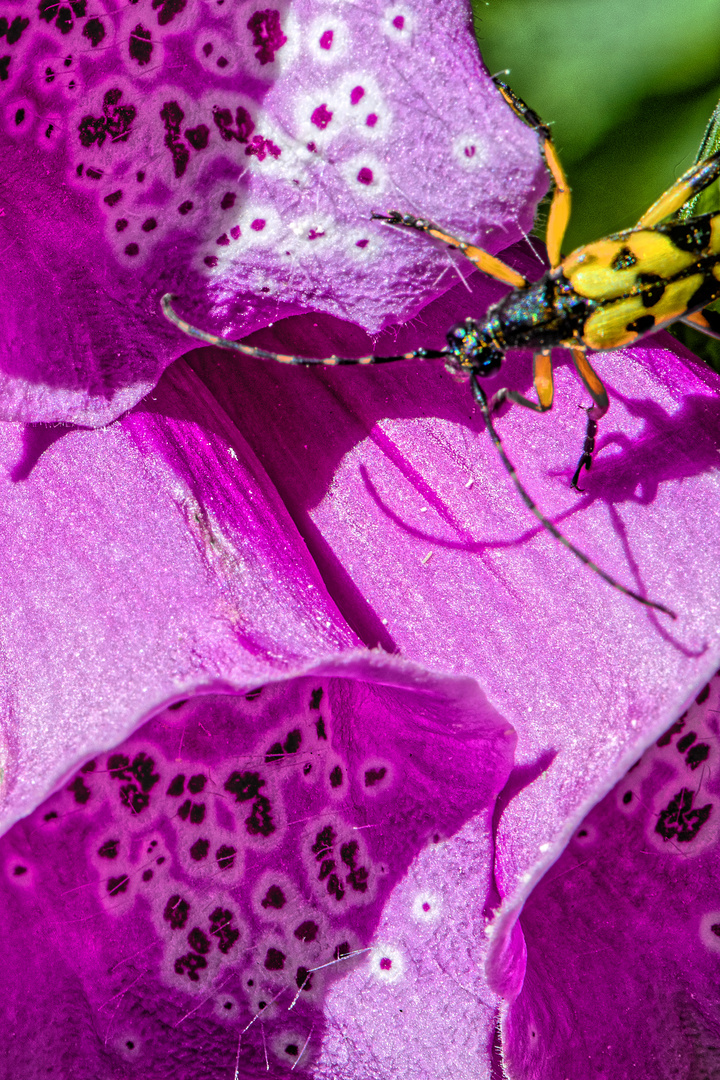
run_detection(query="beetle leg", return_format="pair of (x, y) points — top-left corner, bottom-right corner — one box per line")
(635, 149), (720, 228)
(566, 346), (609, 490)
(371, 210), (528, 288)
(492, 77), (571, 269)
(488, 348), (554, 414)
(681, 307), (720, 342)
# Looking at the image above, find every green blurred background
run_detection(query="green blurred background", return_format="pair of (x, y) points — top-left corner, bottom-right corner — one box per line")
(472, 0), (720, 364)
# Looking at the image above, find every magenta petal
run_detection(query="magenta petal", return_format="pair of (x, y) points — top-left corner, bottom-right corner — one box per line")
(187, 288), (720, 981)
(0, 0), (543, 424)
(0, 664), (514, 1077)
(0, 358), (359, 833)
(502, 673), (720, 1078)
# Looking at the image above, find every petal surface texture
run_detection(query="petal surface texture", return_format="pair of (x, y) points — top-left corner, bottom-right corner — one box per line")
(0, 0), (543, 424)
(0, 671), (515, 1078)
(503, 672), (720, 1079)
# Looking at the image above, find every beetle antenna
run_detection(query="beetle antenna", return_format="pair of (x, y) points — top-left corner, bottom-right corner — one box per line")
(471, 376), (677, 619)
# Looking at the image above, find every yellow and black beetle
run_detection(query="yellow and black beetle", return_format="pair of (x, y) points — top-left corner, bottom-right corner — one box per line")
(163, 77), (720, 619)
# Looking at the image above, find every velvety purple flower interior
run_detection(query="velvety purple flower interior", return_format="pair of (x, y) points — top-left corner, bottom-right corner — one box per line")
(0, 0), (544, 425)
(502, 671), (720, 1080)
(0, 673), (514, 1077)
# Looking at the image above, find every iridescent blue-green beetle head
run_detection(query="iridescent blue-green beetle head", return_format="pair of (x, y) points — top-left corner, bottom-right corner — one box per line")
(445, 318), (503, 376)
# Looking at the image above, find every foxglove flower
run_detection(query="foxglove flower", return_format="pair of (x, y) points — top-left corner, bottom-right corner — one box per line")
(0, 0), (542, 424)
(1, 0), (720, 1075)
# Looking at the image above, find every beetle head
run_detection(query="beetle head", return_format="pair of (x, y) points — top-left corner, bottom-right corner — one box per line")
(445, 318), (503, 378)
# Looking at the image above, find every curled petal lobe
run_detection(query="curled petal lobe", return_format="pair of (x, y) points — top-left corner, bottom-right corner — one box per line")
(0, 0), (544, 424)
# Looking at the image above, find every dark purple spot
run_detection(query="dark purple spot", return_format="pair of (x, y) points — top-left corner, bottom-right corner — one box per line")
(45, 123), (55, 139)
(364, 766), (386, 786)
(202, 41), (212, 55)
(230, 225), (241, 240)
(349, 86), (364, 105)
(294, 920), (319, 943)
(98, 839), (119, 859)
(578, 829), (587, 838)
(245, 134), (282, 161)
(216, 233), (230, 246)
(379, 956), (392, 970)
(285, 1044), (299, 1057)
(265, 741), (283, 763)
(12, 866), (27, 877)
(329, 765), (343, 788)
(697, 684), (711, 705)
(141, 217), (157, 232)
(14, 108), (25, 126)
(347, 866), (368, 892)
(217, 55), (228, 68)
(189, 838), (209, 861)
(251, 218), (266, 231)
(107, 874), (129, 896)
(216, 844), (236, 870)
(677, 733), (697, 753)
(136, 170), (145, 182)
(167, 774), (185, 796)
(220, 191), (236, 210)
(264, 947), (286, 970)
(178, 799), (191, 820)
(188, 774), (206, 794)
(210, 907), (240, 953)
(79, 88), (136, 149)
(225, 773), (264, 807)
(68, 777), (91, 805)
(327, 873), (345, 900)
(392, 14), (404, 29)
(247, 9), (287, 65)
(103, 190), (122, 207)
(312, 825), (335, 858)
(189, 803), (205, 824)
(340, 841), (357, 868)
(185, 124), (209, 150)
(622, 791), (632, 805)
(246, 687), (262, 701)
(333, 941), (349, 959)
(261, 884), (286, 909)
(657, 713), (687, 747)
(82, 759), (97, 773)
(319, 28), (333, 49)
(246, 795), (274, 836)
(164, 894), (189, 929)
(160, 100), (189, 179)
(284, 729), (301, 753)
(44, 811), (58, 822)
(213, 105), (254, 144)
(82, 17), (105, 45)
(142, 869), (153, 882)
(311, 103), (333, 130)
(356, 167), (373, 185)
(151, 0), (186, 27)
(366, 113), (378, 127)
(303, 763), (312, 775)
(178, 200), (193, 215)
(204, 255), (218, 267)
(656, 787), (713, 842)
(355, 238), (369, 248)
(711, 924), (720, 938)
(306, 141), (317, 153)
(129, 23), (152, 65)
(174, 953), (206, 981)
(188, 927), (210, 955)
(687, 743), (711, 770)
(3, 15), (29, 43)
(422, 901), (431, 911)
(296, 966), (312, 990)
(464, 145), (476, 159)
(308, 228), (325, 241)
(316, 717), (327, 739)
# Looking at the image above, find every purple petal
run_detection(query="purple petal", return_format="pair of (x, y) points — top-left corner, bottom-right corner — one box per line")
(0, 358), (358, 834)
(186, 280), (720, 989)
(0, 665), (514, 1077)
(0, 0), (543, 424)
(502, 672), (720, 1078)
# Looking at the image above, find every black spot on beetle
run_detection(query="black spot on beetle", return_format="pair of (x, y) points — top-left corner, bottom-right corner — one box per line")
(626, 314), (655, 336)
(663, 216), (712, 254)
(610, 246), (637, 271)
(637, 273), (665, 308)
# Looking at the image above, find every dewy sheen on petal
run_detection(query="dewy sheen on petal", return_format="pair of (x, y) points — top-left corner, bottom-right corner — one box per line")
(0, 0), (544, 425)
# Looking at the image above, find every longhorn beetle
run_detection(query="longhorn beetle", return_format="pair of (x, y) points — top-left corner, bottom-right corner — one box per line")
(163, 77), (720, 620)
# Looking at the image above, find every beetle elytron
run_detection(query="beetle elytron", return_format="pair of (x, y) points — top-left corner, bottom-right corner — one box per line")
(163, 77), (720, 620)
